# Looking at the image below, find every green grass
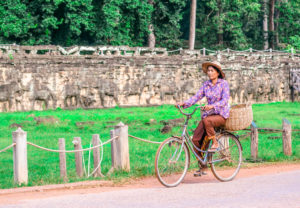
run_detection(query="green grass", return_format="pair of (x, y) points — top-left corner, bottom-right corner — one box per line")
(0, 102), (299, 189)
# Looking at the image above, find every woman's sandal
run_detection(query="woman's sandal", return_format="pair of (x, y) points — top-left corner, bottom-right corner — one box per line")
(194, 168), (208, 177)
(207, 147), (218, 152)
(208, 143), (219, 152)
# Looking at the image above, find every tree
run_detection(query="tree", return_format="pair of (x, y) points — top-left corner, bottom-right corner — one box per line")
(51, 0), (95, 46)
(195, 0), (261, 49)
(276, 0), (300, 49)
(189, 0), (196, 49)
(263, 0), (269, 50)
(151, 0), (186, 49)
(269, 0), (275, 49)
(0, 0), (36, 44)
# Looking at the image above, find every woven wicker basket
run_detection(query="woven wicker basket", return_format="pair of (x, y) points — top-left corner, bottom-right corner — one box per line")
(224, 104), (253, 131)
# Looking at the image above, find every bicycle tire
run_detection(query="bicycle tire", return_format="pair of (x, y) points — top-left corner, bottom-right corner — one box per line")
(155, 137), (190, 187)
(210, 133), (242, 182)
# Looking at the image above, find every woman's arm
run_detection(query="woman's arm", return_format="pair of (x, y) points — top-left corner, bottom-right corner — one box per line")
(183, 84), (205, 109)
(212, 81), (230, 108)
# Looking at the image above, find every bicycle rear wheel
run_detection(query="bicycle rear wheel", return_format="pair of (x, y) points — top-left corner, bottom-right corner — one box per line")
(155, 137), (190, 187)
(210, 133), (242, 182)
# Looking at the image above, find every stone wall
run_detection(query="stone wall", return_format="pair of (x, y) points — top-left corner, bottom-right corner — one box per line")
(0, 45), (299, 112)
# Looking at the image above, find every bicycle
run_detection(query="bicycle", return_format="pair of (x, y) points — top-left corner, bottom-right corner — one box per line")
(155, 105), (243, 187)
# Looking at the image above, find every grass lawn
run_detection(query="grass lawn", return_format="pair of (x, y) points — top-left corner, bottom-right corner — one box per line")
(0, 102), (299, 189)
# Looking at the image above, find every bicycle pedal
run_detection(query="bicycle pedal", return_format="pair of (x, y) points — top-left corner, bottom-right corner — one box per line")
(194, 172), (202, 177)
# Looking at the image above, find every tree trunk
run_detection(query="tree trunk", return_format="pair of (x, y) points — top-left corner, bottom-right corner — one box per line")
(147, 0), (156, 48)
(274, 0), (280, 48)
(269, 0), (275, 49)
(217, 0), (223, 46)
(263, 0), (269, 50)
(189, 0), (197, 50)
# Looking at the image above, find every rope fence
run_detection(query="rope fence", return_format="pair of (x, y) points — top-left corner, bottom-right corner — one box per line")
(129, 135), (162, 144)
(237, 132), (252, 140)
(82, 137), (104, 178)
(1, 44), (299, 57)
(0, 143), (15, 153)
(0, 117), (296, 185)
(26, 136), (118, 153)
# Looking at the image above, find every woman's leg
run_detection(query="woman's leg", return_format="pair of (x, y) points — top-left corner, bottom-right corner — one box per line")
(192, 120), (209, 175)
(192, 120), (206, 156)
(203, 115), (226, 149)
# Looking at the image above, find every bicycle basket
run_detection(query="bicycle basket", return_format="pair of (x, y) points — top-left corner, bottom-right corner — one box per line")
(224, 103), (253, 131)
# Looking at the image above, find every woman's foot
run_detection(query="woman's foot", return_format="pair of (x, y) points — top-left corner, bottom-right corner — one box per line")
(194, 168), (208, 177)
(208, 136), (219, 152)
(208, 143), (219, 152)
(194, 163), (208, 177)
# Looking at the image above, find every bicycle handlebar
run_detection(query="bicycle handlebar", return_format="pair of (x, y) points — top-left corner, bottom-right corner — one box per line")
(177, 105), (202, 117)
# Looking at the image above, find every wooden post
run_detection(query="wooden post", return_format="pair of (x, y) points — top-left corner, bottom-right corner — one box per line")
(219, 136), (229, 157)
(92, 134), (104, 177)
(251, 122), (258, 161)
(59, 138), (67, 181)
(203, 48), (206, 56)
(12, 127), (28, 185)
(110, 122), (130, 172)
(73, 137), (83, 177)
(282, 119), (292, 156)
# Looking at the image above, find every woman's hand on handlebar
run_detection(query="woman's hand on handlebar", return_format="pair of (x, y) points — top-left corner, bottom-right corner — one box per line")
(201, 105), (214, 111)
(175, 102), (185, 109)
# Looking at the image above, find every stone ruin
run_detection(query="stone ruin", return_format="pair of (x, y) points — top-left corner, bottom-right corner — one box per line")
(0, 44), (299, 112)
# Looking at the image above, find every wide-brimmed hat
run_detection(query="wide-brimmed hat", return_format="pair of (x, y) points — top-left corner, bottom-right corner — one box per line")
(202, 61), (225, 79)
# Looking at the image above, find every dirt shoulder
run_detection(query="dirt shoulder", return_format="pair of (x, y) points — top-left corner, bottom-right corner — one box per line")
(0, 162), (300, 205)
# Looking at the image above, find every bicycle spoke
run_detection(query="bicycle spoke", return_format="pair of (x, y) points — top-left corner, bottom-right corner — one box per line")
(211, 134), (242, 182)
(155, 137), (190, 187)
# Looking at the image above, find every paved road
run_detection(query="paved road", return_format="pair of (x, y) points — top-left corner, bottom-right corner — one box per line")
(3, 170), (300, 208)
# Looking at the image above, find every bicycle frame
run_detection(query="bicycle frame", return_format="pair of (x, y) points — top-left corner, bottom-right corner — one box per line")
(155, 106), (243, 186)
(179, 114), (210, 167)
(175, 105), (240, 166)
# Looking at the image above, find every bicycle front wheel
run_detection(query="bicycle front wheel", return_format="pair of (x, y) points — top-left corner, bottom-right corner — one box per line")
(155, 137), (190, 187)
(210, 133), (242, 182)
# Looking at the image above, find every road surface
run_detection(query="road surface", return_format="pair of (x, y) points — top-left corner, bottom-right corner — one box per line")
(1, 168), (300, 208)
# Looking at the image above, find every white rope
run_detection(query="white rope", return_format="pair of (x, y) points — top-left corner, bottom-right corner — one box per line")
(167, 48), (182, 53)
(27, 136), (118, 153)
(230, 49), (251, 52)
(272, 49), (288, 53)
(0, 143), (15, 153)
(206, 49), (216, 52)
(252, 49), (266, 52)
(82, 137), (104, 178)
(128, 135), (162, 144)
(88, 138), (104, 177)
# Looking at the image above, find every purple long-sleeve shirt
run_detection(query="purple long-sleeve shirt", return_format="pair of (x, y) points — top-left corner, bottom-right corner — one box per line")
(183, 79), (230, 119)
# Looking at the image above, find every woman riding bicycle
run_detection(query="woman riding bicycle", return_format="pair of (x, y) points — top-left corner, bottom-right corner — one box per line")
(176, 61), (230, 176)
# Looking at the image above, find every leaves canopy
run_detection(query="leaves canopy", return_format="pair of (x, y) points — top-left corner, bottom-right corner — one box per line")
(0, 0), (299, 49)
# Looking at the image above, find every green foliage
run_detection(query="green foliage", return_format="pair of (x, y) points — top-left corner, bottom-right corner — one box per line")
(96, 0), (153, 46)
(0, 0), (299, 49)
(277, 0), (300, 50)
(152, 0), (186, 49)
(0, 0), (185, 47)
(0, 0), (36, 44)
(194, 0), (262, 49)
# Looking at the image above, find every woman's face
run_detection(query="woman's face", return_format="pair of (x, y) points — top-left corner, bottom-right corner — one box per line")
(207, 66), (219, 80)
